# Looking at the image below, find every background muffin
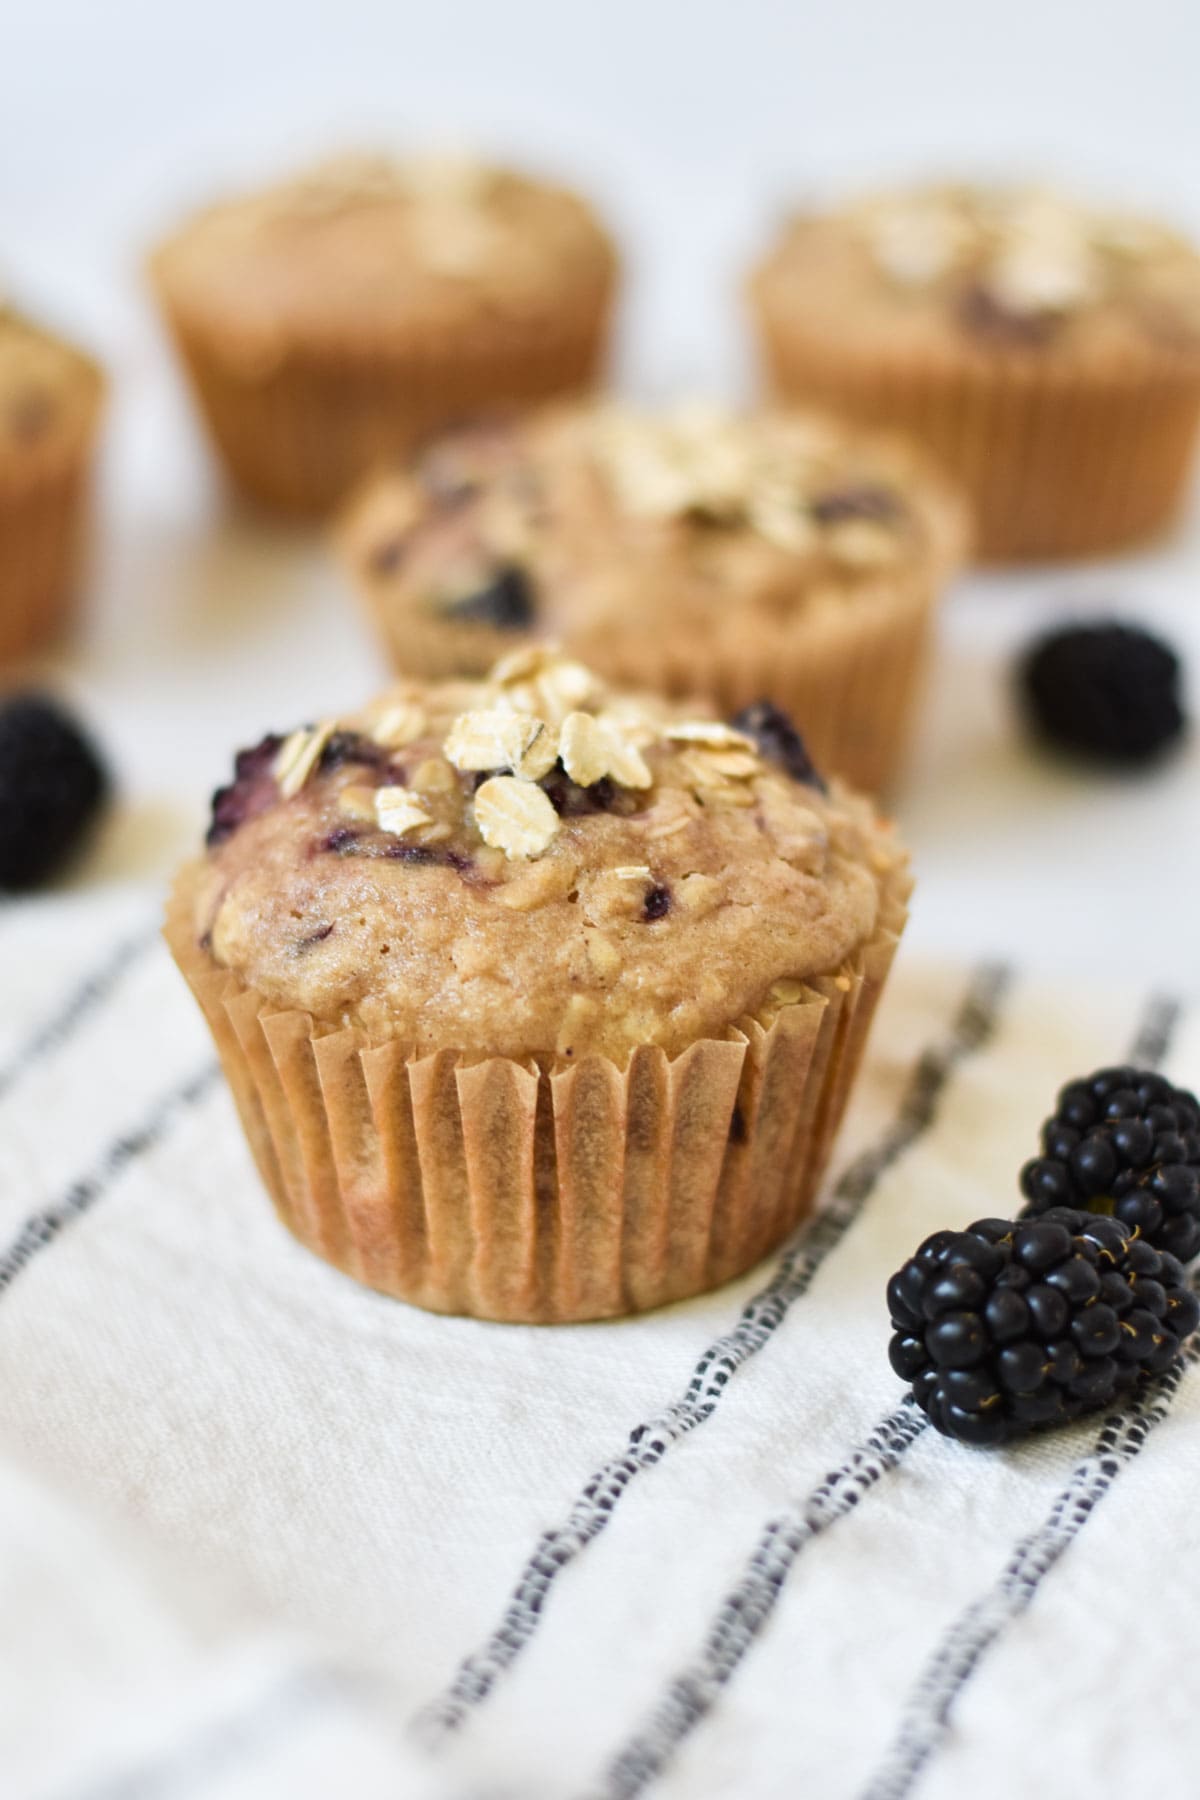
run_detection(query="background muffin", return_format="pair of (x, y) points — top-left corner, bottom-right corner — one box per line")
(749, 182), (1200, 561)
(339, 400), (966, 795)
(149, 153), (618, 515)
(0, 302), (104, 661)
(166, 648), (908, 1322)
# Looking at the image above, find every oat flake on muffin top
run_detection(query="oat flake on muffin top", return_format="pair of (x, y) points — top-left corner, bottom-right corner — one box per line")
(755, 182), (1200, 360)
(150, 153), (617, 346)
(192, 649), (904, 1064)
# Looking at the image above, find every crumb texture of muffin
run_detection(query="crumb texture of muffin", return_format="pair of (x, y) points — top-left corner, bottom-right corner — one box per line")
(150, 154), (618, 514)
(340, 400), (966, 794)
(167, 650), (908, 1321)
(750, 183), (1200, 559)
(0, 305), (104, 659)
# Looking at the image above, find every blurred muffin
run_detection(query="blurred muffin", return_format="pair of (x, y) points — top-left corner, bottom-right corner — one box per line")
(0, 303), (104, 660)
(749, 182), (1200, 560)
(166, 647), (908, 1321)
(338, 400), (966, 794)
(149, 153), (618, 515)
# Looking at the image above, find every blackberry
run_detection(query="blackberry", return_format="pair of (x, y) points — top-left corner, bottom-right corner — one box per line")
(887, 1209), (1199, 1447)
(1019, 620), (1186, 765)
(445, 565), (535, 630)
(0, 693), (109, 889)
(1020, 1066), (1200, 1263)
(730, 699), (827, 792)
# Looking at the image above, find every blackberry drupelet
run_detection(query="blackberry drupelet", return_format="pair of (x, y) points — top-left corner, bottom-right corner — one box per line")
(1020, 1066), (1200, 1264)
(887, 1209), (1199, 1447)
(1019, 620), (1186, 765)
(0, 694), (109, 889)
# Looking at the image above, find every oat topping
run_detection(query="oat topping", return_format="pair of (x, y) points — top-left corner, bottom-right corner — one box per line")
(373, 786), (433, 837)
(274, 721), (337, 799)
(584, 403), (910, 557)
(473, 774), (560, 858)
(445, 709), (556, 780)
(849, 184), (1200, 330)
(368, 701), (427, 749)
(212, 654), (845, 878)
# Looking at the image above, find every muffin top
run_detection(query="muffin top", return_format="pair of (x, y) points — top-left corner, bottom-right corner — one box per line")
(0, 306), (103, 470)
(341, 400), (965, 653)
(189, 649), (906, 1064)
(150, 154), (617, 349)
(752, 182), (1200, 364)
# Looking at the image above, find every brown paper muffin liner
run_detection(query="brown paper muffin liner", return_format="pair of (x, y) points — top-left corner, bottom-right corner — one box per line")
(751, 304), (1200, 562)
(155, 289), (614, 518)
(0, 443), (96, 662)
(165, 858), (909, 1323)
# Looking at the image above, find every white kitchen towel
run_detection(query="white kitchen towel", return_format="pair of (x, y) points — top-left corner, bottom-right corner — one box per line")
(0, 884), (1197, 1800)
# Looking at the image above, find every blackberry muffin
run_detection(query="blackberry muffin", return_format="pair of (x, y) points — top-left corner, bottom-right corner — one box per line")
(338, 400), (966, 795)
(166, 649), (909, 1322)
(149, 153), (617, 515)
(0, 303), (104, 660)
(749, 182), (1200, 560)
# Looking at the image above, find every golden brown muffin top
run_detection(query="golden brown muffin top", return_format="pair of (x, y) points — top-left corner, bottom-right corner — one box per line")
(340, 399), (965, 657)
(0, 306), (103, 469)
(752, 182), (1200, 364)
(149, 153), (618, 351)
(191, 649), (905, 1064)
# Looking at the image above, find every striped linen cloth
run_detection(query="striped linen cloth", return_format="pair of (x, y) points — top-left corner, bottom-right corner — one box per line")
(1, 885), (1198, 1800)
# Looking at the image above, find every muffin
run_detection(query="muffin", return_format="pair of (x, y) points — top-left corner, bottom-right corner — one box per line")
(149, 153), (618, 515)
(338, 400), (966, 795)
(165, 648), (909, 1322)
(749, 182), (1200, 561)
(755, 182), (1200, 558)
(0, 303), (104, 660)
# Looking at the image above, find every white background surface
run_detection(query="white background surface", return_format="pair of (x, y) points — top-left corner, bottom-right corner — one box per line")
(2, 0), (1198, 991)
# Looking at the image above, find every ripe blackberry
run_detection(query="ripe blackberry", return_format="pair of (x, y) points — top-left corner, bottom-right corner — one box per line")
(0, 694), (109, 889)
(1019, 620), (1186, 765)
(1020, 1066), (1200, 1264)
(887, 1209), (1199, 1447)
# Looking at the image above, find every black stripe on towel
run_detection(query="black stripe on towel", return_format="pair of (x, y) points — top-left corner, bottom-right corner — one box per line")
(0, 923), (158, 1109)
(592, 1401), (931, 1800)
(414, 963), (1010, 1744)
(0, 1061), (219, 1296)
(858, 1342), (1199, 1800)
(584, 988), (1183, 1800)
(855, 991), (1190, 1800)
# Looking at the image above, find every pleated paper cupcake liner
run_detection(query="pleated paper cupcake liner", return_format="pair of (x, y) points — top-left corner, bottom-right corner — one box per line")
(752, 307), (1200, 562)
(154, 288), (615, 518)
(165, 859), (910, 1323)
(0, 446), (96, 663)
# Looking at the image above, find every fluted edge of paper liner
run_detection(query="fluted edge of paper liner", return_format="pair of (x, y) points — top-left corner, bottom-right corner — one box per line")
(164, 856), (910, 1322)
(749, 290), (1200, 562)
(0, 432), (100, 663)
